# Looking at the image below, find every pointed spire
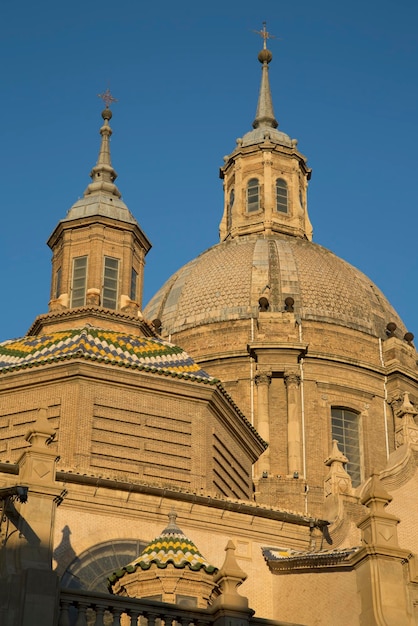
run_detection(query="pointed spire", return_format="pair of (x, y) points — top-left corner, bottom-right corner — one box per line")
(84, 90), (122, 199)
(161, 509), (182, 534)
(252, 22), (278, 130)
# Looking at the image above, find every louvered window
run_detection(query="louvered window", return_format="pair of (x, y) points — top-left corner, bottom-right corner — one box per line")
(71, 256), (87, 307)
(103, 257), (119, 309)
(55, 267), (62, 299)
(130, 268), (138, 301)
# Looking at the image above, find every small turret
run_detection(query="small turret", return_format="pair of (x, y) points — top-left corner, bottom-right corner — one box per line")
(42, 93), (151, 332)
(219, 23), (313, 242)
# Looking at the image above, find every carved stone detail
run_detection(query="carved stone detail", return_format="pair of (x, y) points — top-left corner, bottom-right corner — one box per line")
(284, 370), (301, 388)
(255, 371), (272, 386)
(324, 440), (353, 497)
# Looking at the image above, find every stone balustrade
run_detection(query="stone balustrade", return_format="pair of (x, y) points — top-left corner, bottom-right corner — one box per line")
(58, 588), (288, 626)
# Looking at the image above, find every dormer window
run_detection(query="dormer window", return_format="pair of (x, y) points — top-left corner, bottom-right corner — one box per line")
(247, 178), (260, 213)
(276, 178), (288, 213)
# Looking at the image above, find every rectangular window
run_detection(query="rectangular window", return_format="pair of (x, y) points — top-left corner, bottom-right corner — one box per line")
(103, 256), (119, 309)
(71, 256), (87, 307)
(130, 268), (138, 301)
(55, 267), (62, 299)
(247, 182), (259, 213)
(276, 178), (288, 213)
(331, 408), (361, 487)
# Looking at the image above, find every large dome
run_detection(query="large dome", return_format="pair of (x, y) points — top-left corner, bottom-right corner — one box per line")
(145, 234), (406, 340)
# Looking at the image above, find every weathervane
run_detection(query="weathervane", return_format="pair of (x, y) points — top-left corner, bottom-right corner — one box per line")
(254, 21), (276, 49)
(98, 88), (118, 109)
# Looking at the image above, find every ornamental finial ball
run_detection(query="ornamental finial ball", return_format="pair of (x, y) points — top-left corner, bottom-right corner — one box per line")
(102, 108), (113, 121)
(258, 48), (273, 64)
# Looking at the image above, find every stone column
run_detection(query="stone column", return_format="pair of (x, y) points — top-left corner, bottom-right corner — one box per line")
(255, 370), (271, 476)
(284, 369), (302, 476)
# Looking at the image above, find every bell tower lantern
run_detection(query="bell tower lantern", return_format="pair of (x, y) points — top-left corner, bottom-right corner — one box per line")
(219, 24), (313, 242)
(46, 92), (151, 329)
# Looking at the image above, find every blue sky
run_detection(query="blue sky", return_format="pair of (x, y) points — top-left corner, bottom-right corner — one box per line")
(1, 1), (417, 341)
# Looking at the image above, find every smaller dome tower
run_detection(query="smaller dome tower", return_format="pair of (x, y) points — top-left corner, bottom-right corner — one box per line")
(41, 91), (151, 336)
(108, 511), (219, 608)
(219, 22), (312, 242)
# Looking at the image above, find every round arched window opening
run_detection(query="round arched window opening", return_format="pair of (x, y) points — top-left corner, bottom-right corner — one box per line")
(60, 538), (147, 593)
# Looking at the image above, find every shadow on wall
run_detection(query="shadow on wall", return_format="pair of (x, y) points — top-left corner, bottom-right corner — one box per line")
(54, 527), (147, 592)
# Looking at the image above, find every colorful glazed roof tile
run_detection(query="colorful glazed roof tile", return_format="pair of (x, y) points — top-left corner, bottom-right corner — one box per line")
(0, 327), (216, 383)
(263, 545), (360, 572)
(108, 511), (217, 587)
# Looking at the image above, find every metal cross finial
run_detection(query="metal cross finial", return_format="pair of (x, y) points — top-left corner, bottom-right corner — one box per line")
(98, 88), (118, 109)
(254, 21), (276, 49)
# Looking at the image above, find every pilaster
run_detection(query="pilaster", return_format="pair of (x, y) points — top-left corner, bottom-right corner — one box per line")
(0, 408), (62, 626)
(284, 369), (302, 476)
(254, 369), (271, 476)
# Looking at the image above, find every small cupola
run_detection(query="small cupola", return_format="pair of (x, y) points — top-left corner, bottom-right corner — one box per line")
(219, 23), (313, 242)
(46, 91), (151, 325)
(108, 511), (219, 608)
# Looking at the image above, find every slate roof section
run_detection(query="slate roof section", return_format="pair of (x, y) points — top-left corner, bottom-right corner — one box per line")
(0, 327), (216, 383)
(108, 512), (217, 588)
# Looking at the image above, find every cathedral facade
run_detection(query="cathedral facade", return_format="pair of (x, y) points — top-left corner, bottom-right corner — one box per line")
(1, 31), (418, 626)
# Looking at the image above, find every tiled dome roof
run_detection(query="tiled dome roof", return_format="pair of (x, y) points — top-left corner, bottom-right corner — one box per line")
(145, 234), (406, 339)
(108, 512), (217, 588)
(0, 326), (216, 382)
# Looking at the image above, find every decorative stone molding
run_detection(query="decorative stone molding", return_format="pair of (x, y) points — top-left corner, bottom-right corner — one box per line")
(393, 392), (418, 420)
(254, 370), (271, 386)
(393, 392), (418, 448)
(358, 473), (400, 549)
(284, 370), (300, 388)
(212, 540), (248, 610)
(351, 473), (415, 625)
(86, 288), (101, 306)
(324, 439), (353, 498)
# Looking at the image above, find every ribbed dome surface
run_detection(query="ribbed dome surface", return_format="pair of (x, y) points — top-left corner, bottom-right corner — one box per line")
(145, 234), (405, 339)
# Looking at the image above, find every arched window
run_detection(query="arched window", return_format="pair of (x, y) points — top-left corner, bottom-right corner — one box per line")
(227, 188), (234, 230)
(60, 537), (146, 592)
(331, 408), (361, 487)
(247, 178), (260, 213)
(276, 178), (288, 213)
